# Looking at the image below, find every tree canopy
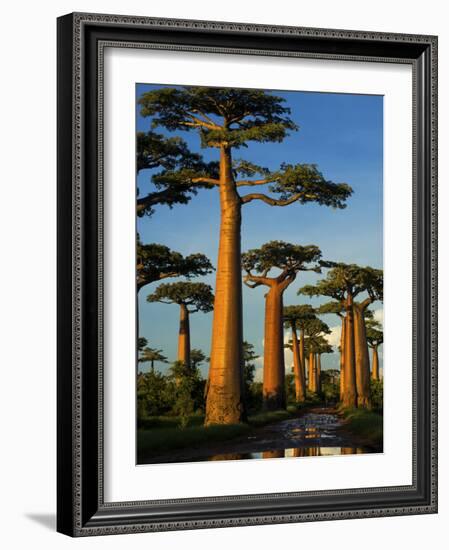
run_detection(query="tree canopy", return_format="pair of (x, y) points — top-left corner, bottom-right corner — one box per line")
(147, 281), (214, 313)
(138, 87), (353, 209)
(299, 262), (383, 304)
(137, 239), (214, 291)
(283, 304), (317, 329)
(138, 346), (168, 367)
(242, 241), (322, 289)
(366, 319), (383, 348)
(136, 130), (218, 216)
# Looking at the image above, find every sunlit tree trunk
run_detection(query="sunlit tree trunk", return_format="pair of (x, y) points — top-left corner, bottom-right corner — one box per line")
(205, 147), (245, 425)
(263, 285), (286, 410)
(316, 353), (322, 393)
(353, 302), (371, 408)
(339, 315), (346, 401)
(291, 322), (306, 402)
(309, 352), (317, 393)
(299, 328), (306, 391)
(178, 303), (191, 368)
(371, 345), (380, 380)
(343, 293), (357, 408)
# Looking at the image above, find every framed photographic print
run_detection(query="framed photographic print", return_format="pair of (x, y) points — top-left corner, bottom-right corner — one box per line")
(57, 12), (438, 536)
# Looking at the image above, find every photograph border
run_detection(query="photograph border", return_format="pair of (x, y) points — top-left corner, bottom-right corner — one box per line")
(57, 12), (437, 536)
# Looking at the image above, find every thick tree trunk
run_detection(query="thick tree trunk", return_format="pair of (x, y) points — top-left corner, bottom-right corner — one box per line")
(371, 345), (380, 380)
(343, 293), (357, 408)
(263, 285), (286, 410)
(299, 328), (306, 390)
(339, 316), (346, 401)
(316, 354), (322, 393)
(205, 147), (245, 425)
(291, 323), (306, 402)
(309, 352), (317, 393)
(353, 304), (372, 408)
(178, 303), (191, 368)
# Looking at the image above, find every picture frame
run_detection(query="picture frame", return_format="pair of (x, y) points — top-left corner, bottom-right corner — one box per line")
(57, 12), (438, 536)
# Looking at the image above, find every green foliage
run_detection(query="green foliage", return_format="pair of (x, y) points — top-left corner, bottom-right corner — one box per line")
(147, 281), (214, 313)
(138, 86), (352, 211)
(341, 408), (383, 447)
(137, 371), (173, 419)
(165, 361), (205, 428)
(136, 130), (218, 216)
(299, 263), (383, 306)
(266, 163), (352, 208)
(366, 318), (383, 348)
(242, 240), (322, 276)
(138, 86), (298, 148)
(321, 370), (340, 404)
(137, 130), (201, 172)
(241, 342), (262, 411)
(138, 337), (148, 351)
(190, 349), (208, 369)
(370, 379), (384, 412)
(285, 373), (296, 405)
(137, 238), (213, 290)
(138, 347), (168, 370)
(283, 304), (316, 331)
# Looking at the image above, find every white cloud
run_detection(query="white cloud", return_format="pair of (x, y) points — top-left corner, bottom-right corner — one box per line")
(373, 307), (384, 326)
(327, 325), (342, 348)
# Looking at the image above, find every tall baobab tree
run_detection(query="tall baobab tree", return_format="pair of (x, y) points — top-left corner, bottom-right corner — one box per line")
(138, 346), (168, 372)
(147, 282), (214, 369)
(283, 304), (316, 403)
(139, 87), (352, 424)
(366, 319), (383, 381)
(300, 263), (383, 408)
(242, 241), (322, 409)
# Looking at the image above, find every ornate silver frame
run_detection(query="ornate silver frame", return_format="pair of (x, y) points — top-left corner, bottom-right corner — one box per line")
(57, 12), (438, 536)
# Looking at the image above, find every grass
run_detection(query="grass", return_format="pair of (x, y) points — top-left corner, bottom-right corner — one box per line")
(137, 422), (251, 457)
(340, 408), (383, 447)
(137, 407), (303, 457)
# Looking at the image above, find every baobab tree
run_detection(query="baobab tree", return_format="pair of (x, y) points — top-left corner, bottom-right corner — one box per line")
(137, 130), (217, 216)
(310, 336), (333, 393)
(147, 282), (214, 369)
(283, 304), (316, 403)
(139, 86), (352, 424)
(366, 319), (383, 381)
(300, 263), (383, 408)
(137, 238), (213, 292)
(242, 241), (322, 409)
(302, 319), (331, 393)
(138, 346), (168, 372)
(317, 301), (346, 399)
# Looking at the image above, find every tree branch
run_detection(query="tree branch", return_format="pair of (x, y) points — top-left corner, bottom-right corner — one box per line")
(241, 191), (312, 206)
(236, 177), (276, 187)
(191, 176), (220, 185)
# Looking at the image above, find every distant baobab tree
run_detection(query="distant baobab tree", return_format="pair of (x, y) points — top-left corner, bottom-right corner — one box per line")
(366, 319), (383, 381)
(300, 263), (383, 408)
(139, 86), (352, 424)
(147, 282), (214, 369)
(242, 241), (322, 410)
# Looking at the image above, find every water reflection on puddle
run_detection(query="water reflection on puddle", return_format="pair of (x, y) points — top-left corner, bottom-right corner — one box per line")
(208, 447), (365, 461)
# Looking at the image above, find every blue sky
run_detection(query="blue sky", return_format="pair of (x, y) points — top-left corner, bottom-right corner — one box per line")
(136, 84), (383, 378)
